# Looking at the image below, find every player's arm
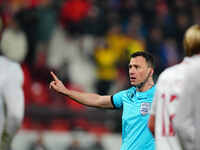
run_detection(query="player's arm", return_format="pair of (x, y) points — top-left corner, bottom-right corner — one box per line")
(3, 65), (24, 136)
(49, 72), (114, 109)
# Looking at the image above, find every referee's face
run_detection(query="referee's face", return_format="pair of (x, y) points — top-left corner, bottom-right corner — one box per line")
(129, 56), (151, 86)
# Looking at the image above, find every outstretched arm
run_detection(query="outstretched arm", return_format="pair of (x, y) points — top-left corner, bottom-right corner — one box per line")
(49, 72), (114, 109)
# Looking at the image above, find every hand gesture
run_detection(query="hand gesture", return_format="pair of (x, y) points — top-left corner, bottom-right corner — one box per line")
(49, 72), (67, 94)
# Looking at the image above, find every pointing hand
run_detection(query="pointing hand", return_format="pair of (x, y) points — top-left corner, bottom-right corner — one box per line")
(49, 72), (67, 94)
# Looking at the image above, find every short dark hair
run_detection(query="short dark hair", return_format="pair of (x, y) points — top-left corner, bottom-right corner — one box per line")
(130, 51), (155, 69)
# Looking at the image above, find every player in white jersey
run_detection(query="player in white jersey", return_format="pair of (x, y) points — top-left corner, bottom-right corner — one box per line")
(173, 26), (200, 150)
(148, 24), (200, 150)
(0, 55), (24, 150)
(148, 59), (188, 150)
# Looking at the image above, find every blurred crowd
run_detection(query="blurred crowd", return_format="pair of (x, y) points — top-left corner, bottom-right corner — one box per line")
(0, 0), (199, 135)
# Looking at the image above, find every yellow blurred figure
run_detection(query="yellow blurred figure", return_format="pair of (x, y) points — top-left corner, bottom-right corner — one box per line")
(95, 46), (119, 81)
(106, 34), (129, 58)
(126, 39), (145, 57)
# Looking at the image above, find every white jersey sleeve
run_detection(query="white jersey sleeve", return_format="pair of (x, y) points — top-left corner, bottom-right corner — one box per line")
(0, 56), (24, 149)
(3, 62), (24, 135)
(150, 77), (161, 116)
(0, 93), (5, 145)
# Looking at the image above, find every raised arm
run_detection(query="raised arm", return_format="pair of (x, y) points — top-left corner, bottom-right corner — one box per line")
(49, 72), (114, 109)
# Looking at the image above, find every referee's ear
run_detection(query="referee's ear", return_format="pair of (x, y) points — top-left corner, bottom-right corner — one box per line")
(148, 68), (154, 77)
(150, 68), (154, 77)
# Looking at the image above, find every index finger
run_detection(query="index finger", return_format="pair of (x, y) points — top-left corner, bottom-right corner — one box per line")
(50, 72), (59, 81)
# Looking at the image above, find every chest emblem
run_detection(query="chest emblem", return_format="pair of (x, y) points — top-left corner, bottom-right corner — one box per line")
(140, 102), (151, 115)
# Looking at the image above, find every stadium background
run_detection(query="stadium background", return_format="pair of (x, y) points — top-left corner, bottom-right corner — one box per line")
(0, 0), (199, 149)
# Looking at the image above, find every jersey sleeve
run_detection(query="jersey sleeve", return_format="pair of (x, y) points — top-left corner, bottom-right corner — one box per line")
(3, 63), (24, 136)
(111, 90), (127, 109)
(150, 88), (158, 115)
(150, 76), (162, 115)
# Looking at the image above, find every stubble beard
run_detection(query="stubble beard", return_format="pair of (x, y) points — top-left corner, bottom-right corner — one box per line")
(135, 71), (152, 90)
